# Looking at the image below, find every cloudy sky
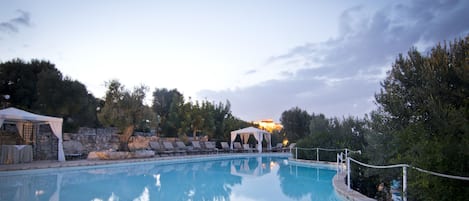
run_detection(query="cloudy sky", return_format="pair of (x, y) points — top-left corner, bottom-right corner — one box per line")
(1, 0), (468, 121)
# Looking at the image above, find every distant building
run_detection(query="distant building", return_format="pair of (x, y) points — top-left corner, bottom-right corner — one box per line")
(252, 119), (283, 133)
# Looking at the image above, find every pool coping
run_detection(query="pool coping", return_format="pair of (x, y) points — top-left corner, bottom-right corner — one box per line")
(0, 152), (290, 172)
(288, 159), (375, 201)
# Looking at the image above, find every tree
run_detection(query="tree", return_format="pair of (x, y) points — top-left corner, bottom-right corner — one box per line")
(0, 59), (100, 131)
(295, 114), (368, 161)
(374, 36), (469, 200)
(0, 59), (39, 109)
(152, 88), (239, 140)
(280, 107), (311, 142)
(152, 88), (184, 137)
(98, 80), (152, 151)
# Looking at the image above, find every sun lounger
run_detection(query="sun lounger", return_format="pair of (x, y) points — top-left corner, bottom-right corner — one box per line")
(204, 141), (218, 154)
(163, 141), (186, 155)
(272, 143), (283, 152)
(233, 142), (244, 152)
(283, 143), (296, 152)
(243, 144), (256, 153)
(220, 142), (231, 153)
(175, 141), (197, 155)
(149, 141), (173, 156)
(191, 141), (209, 154)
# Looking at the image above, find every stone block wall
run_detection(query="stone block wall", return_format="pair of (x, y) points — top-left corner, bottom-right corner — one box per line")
(63, 127), (121, 154)
(63, 127), (162, 154)
(35, 125), (58, 160)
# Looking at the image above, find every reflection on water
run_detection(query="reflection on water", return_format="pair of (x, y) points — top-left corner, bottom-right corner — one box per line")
(0, 157), (342, 201)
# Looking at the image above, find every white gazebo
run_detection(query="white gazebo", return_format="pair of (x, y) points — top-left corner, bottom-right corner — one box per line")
(230, 126), (271, 153)
(0, 107), (65, 162)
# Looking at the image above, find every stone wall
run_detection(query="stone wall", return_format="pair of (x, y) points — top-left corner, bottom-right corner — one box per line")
(63, 127), (161, 154)
(63, 127), (121, 154)
(2, 125), (167, 160)
(35, 127), (58, 160)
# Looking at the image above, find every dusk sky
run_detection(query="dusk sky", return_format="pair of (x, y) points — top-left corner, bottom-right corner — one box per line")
(1, 0), (468, 121)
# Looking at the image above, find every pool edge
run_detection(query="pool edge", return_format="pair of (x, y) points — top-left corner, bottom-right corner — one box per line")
(0, 153), (291, 174)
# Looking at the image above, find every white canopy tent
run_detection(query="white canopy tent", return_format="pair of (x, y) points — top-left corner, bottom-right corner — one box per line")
(230, 126), (271, 153)
(0, 107), (65, 162)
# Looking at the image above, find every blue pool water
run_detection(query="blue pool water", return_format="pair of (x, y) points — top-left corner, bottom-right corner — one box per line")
(0, 156), (343, 201)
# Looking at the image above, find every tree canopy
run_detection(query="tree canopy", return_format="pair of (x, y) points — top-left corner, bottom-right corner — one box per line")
(374, 36), (469, 200)
(151, 88), (246, 140)
(0, 59), (100, 131)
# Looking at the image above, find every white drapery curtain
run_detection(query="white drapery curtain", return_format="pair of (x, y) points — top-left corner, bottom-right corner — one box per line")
(251, 133), (262, 153)
(241, 133), (250, 144)
(230, 127), (271, 153)
(230, 132), (237, 149)
(15, 122), (24, 139)
(49, 122), (65, 162)
(265, 134), (272, 150)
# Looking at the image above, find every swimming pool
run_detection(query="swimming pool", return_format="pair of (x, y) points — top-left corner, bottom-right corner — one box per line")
(0, 155), (343, 201)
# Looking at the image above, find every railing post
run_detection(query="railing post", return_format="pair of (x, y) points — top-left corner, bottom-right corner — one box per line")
(403, 166), (407, 201)
(345, 148), (348, 160)
(347, 157), (351, 190)
(316, 148), (319, 162)
(295, 147), (298, 160)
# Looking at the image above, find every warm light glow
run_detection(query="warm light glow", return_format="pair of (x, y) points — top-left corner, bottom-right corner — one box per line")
(282, 139), (289, 146)
(252, 119), (283, 133)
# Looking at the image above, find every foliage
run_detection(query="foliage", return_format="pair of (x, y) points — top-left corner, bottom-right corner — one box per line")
(98, 80), (153, 130)
(97, 80), (154, 150)
(0, 59), (100, 132)
(374, 36), (469, 200)
(221, 114), (251, 140)
(152, 88), (184, 136)
(280, 107), (311, 142)
(296, 114), (368, 161)
(152, 88), (247, 141)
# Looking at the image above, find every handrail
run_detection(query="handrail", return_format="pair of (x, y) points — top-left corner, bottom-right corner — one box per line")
(347, 157), (469, 201)
(348, 157), (469, 181)
(349, 157), (408, 169)
(411, 166), (469, 181)
(294, 147), (354, 152)
(293, 147), (361, 162)
(291, 147), (469, 201)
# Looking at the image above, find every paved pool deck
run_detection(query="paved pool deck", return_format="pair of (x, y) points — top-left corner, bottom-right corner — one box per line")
(0, 152), (290, 171)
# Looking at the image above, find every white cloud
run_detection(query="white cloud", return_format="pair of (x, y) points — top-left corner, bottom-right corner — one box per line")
(199, 0), (469, 120)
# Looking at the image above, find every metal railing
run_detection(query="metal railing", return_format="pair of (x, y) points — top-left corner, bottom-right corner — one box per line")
(292, 147), (360, 163)
(345, 157), (469, 201)
(291, 147), (469, 201)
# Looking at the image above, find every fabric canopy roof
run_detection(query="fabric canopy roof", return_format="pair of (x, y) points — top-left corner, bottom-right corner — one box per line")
(230, 126), (271, 153)
(0, 107), (65, 162)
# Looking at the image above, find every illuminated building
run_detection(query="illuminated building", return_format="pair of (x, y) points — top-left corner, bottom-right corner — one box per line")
(252, 119), (283, 133)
